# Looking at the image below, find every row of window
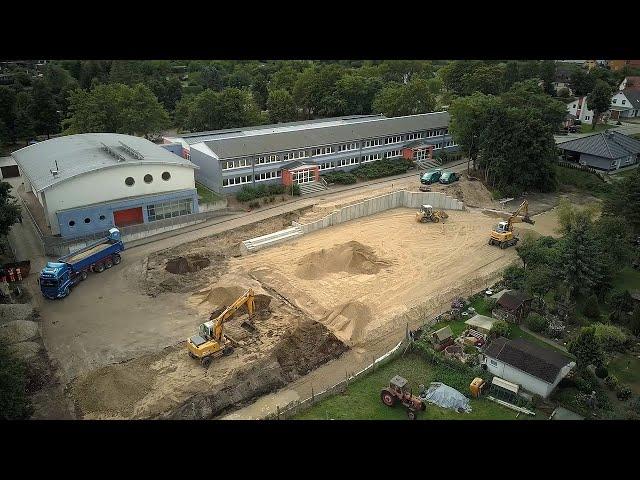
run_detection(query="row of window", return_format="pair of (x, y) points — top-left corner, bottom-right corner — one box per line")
(147, 199), (192, 222)
(338, 142), (358, 152)
(256, 154), (279, 165)
(362, 153), (382, 163)
(337, 157), (358, 167)
(612, 98), (627, 105)
(385, 135), (403, 145)
(222, 158), (250, 170)
(313, 146), (334, 156)
(223, 170), (283, 187)
(124, 171), (171, 187)
(254, 170), (283, 182)
(406, 132), (424, 140)
(282, 150), (307, 161)
(319, 162), (335, 171)
(363, 138), (382, 148)
(384, 149), (402, 158)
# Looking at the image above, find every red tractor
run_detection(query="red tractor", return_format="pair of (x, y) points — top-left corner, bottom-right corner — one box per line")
(380, 375), (426, 420)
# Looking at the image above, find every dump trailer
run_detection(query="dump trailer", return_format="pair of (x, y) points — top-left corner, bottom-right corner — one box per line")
(39, 228), (125, 299)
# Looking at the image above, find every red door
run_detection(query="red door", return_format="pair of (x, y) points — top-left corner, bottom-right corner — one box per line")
(113, 207), (143, 227)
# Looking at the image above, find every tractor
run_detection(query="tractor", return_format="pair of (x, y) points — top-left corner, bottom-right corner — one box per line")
(415, 204), (449, 223)
(380, 375), (426, 420)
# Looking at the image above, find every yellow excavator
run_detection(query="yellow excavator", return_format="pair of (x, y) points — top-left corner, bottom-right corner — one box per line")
(488, 200), (535, 249)
(415, 204), (449, 223)
(187, 288), (255, 367)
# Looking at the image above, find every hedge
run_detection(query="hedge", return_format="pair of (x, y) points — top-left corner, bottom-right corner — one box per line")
(236, 183), (298, 202)
(321, 171), (357, 185)
(351, 158), (413, 180)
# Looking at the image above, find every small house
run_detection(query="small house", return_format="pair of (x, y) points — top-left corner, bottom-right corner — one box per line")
(482, 337), (575, 399)
(431, 325), (454, 351)
(464, 314), (498, 334)
(495, 290), (533, 323)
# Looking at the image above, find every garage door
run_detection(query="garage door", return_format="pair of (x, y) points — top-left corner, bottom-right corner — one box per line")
(0, 165), (20, 178)
(113, 207), (143, 227)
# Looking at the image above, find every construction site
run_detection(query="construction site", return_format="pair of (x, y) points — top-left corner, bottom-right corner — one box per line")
(27, 174), (572, 420)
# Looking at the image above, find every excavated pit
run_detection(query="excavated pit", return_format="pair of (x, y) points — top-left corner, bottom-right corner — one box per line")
(295, 241), (391, 280)
(165, 255), (211, 275)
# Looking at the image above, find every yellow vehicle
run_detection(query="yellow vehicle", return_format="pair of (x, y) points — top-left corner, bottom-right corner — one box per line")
(415, 204), (449, 223)
(488, 200), (535, 249)
(187, 288), (255, 367)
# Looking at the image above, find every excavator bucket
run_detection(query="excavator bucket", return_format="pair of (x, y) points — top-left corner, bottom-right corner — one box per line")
(522, 215), (535, 225)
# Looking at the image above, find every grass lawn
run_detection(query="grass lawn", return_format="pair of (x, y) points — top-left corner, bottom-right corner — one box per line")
(608, 354), (640, 395)
(553, 165), (610, 198)
(613, 266), (640, 292)
(196, 182), (222, 204)
(294, 353), (525, 420)
(578, 123), (617, 133)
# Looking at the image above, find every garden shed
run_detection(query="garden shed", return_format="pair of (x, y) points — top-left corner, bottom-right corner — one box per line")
(464, 314), (498, 334)
(496, 290), (533, 323)
(431, 325), (454, 350)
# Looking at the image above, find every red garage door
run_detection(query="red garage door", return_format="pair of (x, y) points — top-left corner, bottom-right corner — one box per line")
(113, 207), (143, 227)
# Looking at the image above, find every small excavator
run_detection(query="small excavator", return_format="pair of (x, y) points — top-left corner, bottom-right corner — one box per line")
(415, 204), (449, 223)
(488, 199), (535, 249)
(187, 288), (255, 367)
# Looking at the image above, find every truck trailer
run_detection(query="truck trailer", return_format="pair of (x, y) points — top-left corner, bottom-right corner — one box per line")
(39, 228), (125, 299)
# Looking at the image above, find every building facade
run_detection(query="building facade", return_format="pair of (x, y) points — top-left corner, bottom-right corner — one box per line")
(566, 96), (596, 124)
(164, 113), (458, 194)
(12, 133), (199, 238)
(610, 89), (640, 120)
(557, 130), (640, 171)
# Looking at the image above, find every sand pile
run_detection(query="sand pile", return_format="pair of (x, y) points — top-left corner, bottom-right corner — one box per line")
(320, 301), (373, 346)
(165, 255), (211, 275)
(189, 285), (272, 314)
(296, 241), (391, 280)
(0, 320), (39, 344)
(272, 318), (348, 379)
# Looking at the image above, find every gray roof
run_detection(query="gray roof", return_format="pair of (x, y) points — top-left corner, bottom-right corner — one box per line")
(556, 130), (640, 159)
(621, 88), (640, 109)
(12, 133), (197, 192)
(196, 112), (450, 160)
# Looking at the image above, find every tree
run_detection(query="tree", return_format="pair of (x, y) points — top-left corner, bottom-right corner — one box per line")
(583, 294), (601, 319)
(501, 80), (567, 131)
(587, 80), (613, 130)
(515, 235), (559, 269)
(438, 61), (478, 95)
(609, 290), (634, 325)
(292, 64), (344, 118)
(461, 64), (505, 95)
(568, 326), (604, 369)
(30, 79), (60, 139)
(0, 342), (33, 420)
(109, 60), (144, 85)
(334, 74), (382, 115)
(561, 215), (602, 300)
(14, 92), (34, 144)
(603, 167), (640, 234)
(183, 87), (265, 132)
(122, 84), (171, 137)
(502, 61), (520, 91)
(0, 86), (17, 145)
(0, 182), (21, 236)
(503, 265), (527, 290)
(525, 264), (556, 301)
(270, 64), (300, 93)
(266, 89), (297, 124)
(555, 197), (599, 236)
(570, 69), (596, 96)
(372, 78), (436, 117)
(148, 76), (183, 112)
(199, 65), (224, 91)
(251, 75), (269, 111)
(539, 60), (557, 96)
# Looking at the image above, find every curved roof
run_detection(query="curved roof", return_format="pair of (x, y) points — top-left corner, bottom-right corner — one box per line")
(12, 133), (197, 192)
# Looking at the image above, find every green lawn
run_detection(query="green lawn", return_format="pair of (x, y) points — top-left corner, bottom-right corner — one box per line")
(613, 266), (640, 292)
(609, 354), (640, 395)
(295, 353), (524, 420)
(553, 165), (610, 198)
(196, 182), (222, 204)
(578, 123), (617, 133)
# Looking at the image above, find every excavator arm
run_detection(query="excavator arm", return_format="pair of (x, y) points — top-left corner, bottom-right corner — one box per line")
(507, 200), (535, 230)
(211, 289), (255, 342)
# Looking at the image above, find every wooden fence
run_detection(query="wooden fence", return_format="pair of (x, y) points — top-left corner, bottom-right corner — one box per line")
(556, 160), (607, 182)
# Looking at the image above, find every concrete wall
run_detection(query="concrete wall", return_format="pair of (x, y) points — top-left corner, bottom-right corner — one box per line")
(190, 145), (223, 194)
(292, 190), (464, 235)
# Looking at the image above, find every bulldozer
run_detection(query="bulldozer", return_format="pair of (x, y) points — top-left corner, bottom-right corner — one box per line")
(380, 375), (426, 420)
(415, 204), (449, 223)
(488, 200), (535, 249)
(186, 288), (255, 368)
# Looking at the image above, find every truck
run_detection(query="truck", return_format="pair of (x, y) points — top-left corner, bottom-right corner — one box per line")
(39, 228), (125, 299)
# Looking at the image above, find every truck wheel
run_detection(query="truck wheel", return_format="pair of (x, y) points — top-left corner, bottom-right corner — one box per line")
(381, 389), (396, 407)
(201, 356), (212, 368)
(60, 287), (70, 298)
(81, 271), (88, 281)
(95, 263), (105, 273)
(113, 254), (121, 265)
(105, 259), (113, 269)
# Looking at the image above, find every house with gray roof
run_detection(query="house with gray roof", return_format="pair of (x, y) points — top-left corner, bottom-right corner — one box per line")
(611, 88), (640, 120)
(556, 130), (640, 171)
(164, 112), (457, 195)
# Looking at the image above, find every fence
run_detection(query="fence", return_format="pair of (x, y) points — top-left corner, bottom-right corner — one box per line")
(556, 160), (607, 182)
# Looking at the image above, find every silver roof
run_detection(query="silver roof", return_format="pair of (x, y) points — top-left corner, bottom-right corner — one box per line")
(180, 112), (450, 160)
(12, 133), (198, 192)
(556, 130), (640, 159)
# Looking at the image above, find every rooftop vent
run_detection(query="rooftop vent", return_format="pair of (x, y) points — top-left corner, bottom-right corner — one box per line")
(50, 160), (59, 177)
(118, 141), (145, 160)
(100, 142), (127, 162)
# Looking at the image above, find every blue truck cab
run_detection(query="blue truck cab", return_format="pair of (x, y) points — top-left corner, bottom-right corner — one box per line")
(39, 228), (125, 299)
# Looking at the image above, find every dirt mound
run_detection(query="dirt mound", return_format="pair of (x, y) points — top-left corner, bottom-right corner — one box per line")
(165, 255), (211, 275)
(321, 301), (373, 346)
(0, 303), (34, 325)
(272, 319), (348, 379)
(190, 285), (272, 314)
(0, 320), (39, 344)
(296, 241), (391, 280)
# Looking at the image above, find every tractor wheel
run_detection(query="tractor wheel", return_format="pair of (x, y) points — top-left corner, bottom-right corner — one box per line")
(433, 217), (440, 223)
(407, 410), (417, 420)
(201, 356), (212, 368)
(222, 345), (234, 356)
(188, 351), (197, 359)
(80, 270), (88, 281)
(500, 242), (507, 249)
(113, 254), (121, 265)
(380, 389), (396, 407)
(488, 239), (494, 246)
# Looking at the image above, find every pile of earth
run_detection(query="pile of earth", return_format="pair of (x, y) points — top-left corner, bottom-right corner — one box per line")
(320, 301), (373, 346)
(190, 285), (272, 315)
(165, 255), (211, 275)
(296, 241), (391, 280)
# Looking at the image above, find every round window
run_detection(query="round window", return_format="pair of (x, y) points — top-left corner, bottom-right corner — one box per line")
(69, 220), (75, 227)
(162, 171), (171, 181)
(125, 177), (135, 186)
(84, 218), (91, 224)
(99, 215), (106, 221)
(144, 174), (153, 184)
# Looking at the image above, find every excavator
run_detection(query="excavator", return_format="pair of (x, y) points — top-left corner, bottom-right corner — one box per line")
(187, 288), (255, 367)
(488, 200), (535, 249)
(415, 204), (449, 223)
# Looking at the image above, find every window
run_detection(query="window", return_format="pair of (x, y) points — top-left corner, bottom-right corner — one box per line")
(222, 158), (250, 170)
(144, 174), (153, 184)
(612, 98), (617, 104)
(319, 162), (335, 171)
(254, 170), (282, 182)
(490, 359), (497, 366)
(406, 132), (424, 141)
(256, 154), (279, 165)
(125, 177), (135, 186)
(585, 116), (590, 121)
(384, 149), (402, 158)
(337, 157), (358, 167)
(385, 135), (403, 145)
(84, 218), (91, 224)
(361, 153), (381, 163)
(338, 143), (357, 152)
(162, 171), (171, 181)
(147, 199), (193, 221)
(363, 138), (382, 148)
(222, 174), (253, 187)
(312, 146), (334, 156)
(68, 220), (75, 227)
(99, 215), (106, 220)
(622, 99), (626, 105)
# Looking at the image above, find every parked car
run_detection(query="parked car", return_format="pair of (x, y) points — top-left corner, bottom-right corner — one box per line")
(420, 169), (442, 184)
(439, 171), (459, 184)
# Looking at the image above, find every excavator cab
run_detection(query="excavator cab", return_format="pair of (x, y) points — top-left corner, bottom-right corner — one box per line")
(494, 221), (509, 233)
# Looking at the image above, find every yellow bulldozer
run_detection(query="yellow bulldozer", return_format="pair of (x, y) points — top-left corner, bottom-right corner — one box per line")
(187, 288), (255, 367)
(488, 200), (535, 249)
(415, 204), (449, 223)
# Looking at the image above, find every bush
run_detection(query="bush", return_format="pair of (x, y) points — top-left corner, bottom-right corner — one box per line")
(593, 323), (628, 353)
(322, 171), (357, 185)
(503, 265), (526, 290)
(629, 396), (640, 414)
(595, 365), (609, 379)
(248, 201), (260, 209)
(583, 295), (601, 319)
(526, 313), (549, 333)
(605, 374), (619, 390)
(236, 184), (287, 202)
(350, 158), (412, 180)
(490, 320), (512, 339)
(291, 183), (301, 196)
(0, 342), (33, 420)
(616, 384), (632, 401)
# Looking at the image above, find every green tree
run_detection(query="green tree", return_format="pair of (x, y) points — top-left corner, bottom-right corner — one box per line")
(334, 74), (382, 115)
(502, 61), (520, 90)
(14, 92), (34, 144)
(583, 294), (601, 319)
(555, 197), (599, 236)
(0, 342), (33, 420)
(184, 87), (264, 132)
(503, 265), (527, 290)
(603, 167), (640, 234)
(438, 61), (478, 95)
(121, 84), (170, 137)
(109, 60), (144, 85)
(515, 235), (559, 269)
(570, 69), (596, 96)
(539, 60), (557, 96)
(587, 80), (614, 130)
(525, 264), (557, 301)
(266, 89), (297, 123)
(0, 86), (17, 145)
(567, 326), (604, 369)
(561, 216), (601, 300)
(30, 79), (60, 139)
(501, 80), (567, 131)
(270, 64), (300, 93)
(0, 182), (21, 236)
(251, 75), (269, 110)
(462, 63), (505, 95)
(372, 78), (436, 117)
(199, 65), (224, 91)
(292, 64), (344, 118)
